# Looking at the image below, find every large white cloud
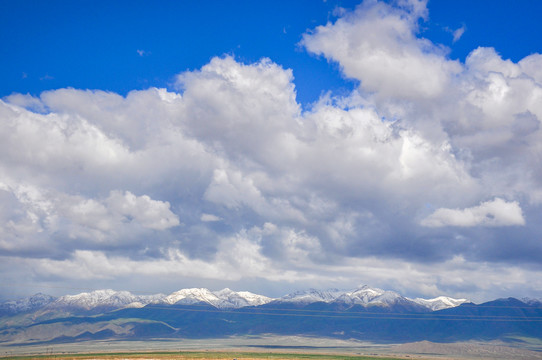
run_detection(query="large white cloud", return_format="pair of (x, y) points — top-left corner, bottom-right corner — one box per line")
(176, 56), (301, 169)
(2, 0), (542, 302)
(302, 0), (461, 99)
(0, 179), (179, 253)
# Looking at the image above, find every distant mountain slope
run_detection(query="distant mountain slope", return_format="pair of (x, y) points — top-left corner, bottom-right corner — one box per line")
(2, 296), (540, 345)
(423, 297), (542, 341)
(11, 285), (536, 345)
(0, 293), (56, 315)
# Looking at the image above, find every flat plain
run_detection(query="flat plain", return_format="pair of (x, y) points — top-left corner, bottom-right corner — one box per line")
(1, 336), (542, 360)
(0, 350), (407, 360)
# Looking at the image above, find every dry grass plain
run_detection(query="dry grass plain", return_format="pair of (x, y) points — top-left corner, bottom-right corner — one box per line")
(1, 336), (542, 360)
(0, 351), (407, 360)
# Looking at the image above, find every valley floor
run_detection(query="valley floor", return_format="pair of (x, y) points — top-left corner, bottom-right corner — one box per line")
(1, 336), (542, 360)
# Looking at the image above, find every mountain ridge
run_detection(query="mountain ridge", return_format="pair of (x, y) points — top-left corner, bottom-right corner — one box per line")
(1, 285), (468, 314)
(1, 287), (541, 345)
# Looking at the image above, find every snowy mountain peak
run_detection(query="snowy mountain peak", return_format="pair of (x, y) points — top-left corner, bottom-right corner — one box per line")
(0, 293), (56, 313)
(280, 288), (343, 303)
(162, 288), (273, 308)
(163, 288), (219, 306)
(237, 291), (273, 304)
(411, 296), (469, 311)
(337, 286), (404, 306)
(357, 284), (383, 292)
(522, 297), (542, 306)
(349, 285), (385, 297)
(51, 289), (164, 310)
(214, 288), (234, 295)
(213, 288), (273, 307)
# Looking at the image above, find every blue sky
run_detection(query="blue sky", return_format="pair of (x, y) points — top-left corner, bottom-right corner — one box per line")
(2, 0), (542, 302)
(3, 1), (542, 105)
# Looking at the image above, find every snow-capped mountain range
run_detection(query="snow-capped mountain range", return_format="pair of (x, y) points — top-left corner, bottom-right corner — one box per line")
(3, 289), (542, 346)
(161, 287), (273, 308)
(0, 288), (273, 313)
(276, 285), (469, 311)
(51, 289), (165, 310)
(0, 293), (56, 313)
(0, 285), (469, 314)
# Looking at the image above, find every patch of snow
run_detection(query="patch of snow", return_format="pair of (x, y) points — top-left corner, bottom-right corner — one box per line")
(162, 288), (274, 308)
(0, 293), (56, 313)
(50, 289), (165, 310)
(279, 288), (343, 303)
(411, 296), (468, 311)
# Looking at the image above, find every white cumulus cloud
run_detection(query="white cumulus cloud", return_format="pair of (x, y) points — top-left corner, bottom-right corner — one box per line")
(2, 0), (542, 302)
(302, 0), (461, 99)
(421, 198), (525, 227)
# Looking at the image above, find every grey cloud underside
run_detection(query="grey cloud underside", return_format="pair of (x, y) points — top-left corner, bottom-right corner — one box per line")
(2, 0), (542, 301)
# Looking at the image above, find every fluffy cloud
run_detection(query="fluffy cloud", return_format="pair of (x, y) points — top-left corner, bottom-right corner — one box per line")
(0, 179), (179, 254)
(176, 56), (301, 167)
(421, 198), (525, 227)
(105, 191), (179, 231)
(5, 244), (542, 302)
(302, 0), (461, 99)
(2, 0), (542, 301)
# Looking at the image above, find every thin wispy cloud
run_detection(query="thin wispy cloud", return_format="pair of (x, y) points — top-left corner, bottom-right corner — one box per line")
(452, 25), (466, 42)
